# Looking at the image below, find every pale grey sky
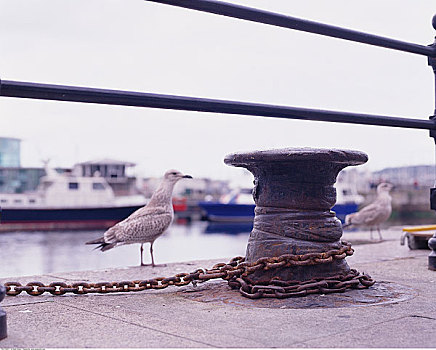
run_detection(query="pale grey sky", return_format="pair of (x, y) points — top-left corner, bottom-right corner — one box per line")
(1, 0), (435, 180)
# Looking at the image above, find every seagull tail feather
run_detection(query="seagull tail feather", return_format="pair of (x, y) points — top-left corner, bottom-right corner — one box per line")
(99, 242), (117, 252)
(86, 237), (116, 251)
(85, 237), (105, 245)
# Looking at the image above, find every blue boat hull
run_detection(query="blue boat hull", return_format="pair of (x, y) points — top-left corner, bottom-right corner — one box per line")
(333, 203), (359, 223)
(198, 202), (358, 223)
(198, 203), (255, 222)
(0, 205), (143, 231)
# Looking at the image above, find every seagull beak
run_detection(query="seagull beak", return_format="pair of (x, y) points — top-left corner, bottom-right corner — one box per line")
(183, 175), (193, 179)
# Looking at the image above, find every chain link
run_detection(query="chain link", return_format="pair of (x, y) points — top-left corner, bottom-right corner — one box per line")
(4, 241), (375, 298)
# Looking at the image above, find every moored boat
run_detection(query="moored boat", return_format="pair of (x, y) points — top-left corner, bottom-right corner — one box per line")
(199, 182), (364, 223)
(0, 164), (147, 231)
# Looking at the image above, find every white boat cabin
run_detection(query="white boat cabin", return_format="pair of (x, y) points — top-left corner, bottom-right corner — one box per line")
(0, 164), (146, 209)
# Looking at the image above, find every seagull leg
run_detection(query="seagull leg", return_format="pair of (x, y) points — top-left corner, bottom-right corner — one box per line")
(140, 243), (144, 266)
(150, 242), (155, 267)
(139, 242), (167, 267)
(377, 226), (383, 241)
(148, 242), (167, 268)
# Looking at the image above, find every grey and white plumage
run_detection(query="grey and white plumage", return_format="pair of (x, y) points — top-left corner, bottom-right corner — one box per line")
(343, 182), (393, 240)
(86, 169), (192, 266)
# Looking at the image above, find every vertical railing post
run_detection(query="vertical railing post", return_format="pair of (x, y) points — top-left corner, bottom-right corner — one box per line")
(0, 205), (6, 340)
(427, 15), (436, 271)
(0, 285), (6, 340)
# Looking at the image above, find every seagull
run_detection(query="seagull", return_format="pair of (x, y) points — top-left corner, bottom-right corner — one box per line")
(343, 182), (393, 240)
(86, 169), (192, 267)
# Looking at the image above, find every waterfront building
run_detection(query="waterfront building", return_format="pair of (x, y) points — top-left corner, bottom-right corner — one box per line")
(0, 137), (21, 167)
(141, 177), (231, 201)
(0, 137), (71, 193)
(0, 167), (46, 193)
(372, 165), (435, 188)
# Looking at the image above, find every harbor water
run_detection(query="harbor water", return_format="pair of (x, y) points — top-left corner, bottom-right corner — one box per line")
(2, 217), (434, 278)
(0, 220), (252, 278)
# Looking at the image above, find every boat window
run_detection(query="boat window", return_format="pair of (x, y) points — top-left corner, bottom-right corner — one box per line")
(14, 199), (22, 204)
(69, 182), (79, 190)
(29, 199), (36, 204)
(0, 199), (7, 203)
(92, 182), (105, 190)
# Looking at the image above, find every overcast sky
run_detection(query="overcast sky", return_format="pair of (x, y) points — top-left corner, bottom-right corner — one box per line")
(1, 0), (436, 180)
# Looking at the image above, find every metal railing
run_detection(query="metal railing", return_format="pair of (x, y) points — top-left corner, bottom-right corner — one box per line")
(0, 0), (435, 269)
(149, 0), (436, 58)
(1, 1), (435, 131)
(0, 79), (434, 130)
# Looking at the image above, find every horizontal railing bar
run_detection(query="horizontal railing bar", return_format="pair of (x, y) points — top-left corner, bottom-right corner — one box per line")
(147, 0), (436, 58)
(1, 80), (434, 130)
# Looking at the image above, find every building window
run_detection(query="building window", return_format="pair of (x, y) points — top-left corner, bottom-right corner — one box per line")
(69, 182), (79, 190)
(92, 182), (105, 190)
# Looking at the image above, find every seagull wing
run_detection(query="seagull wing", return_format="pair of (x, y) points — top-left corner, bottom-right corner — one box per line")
(104, 207), (172, 244)
(123, 205), (167, 221)
(348, 200), (384, 225)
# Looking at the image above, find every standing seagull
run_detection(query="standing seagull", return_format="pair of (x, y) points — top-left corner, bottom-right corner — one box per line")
(343, 182), (393, 240)
(86, 169), (192, 266)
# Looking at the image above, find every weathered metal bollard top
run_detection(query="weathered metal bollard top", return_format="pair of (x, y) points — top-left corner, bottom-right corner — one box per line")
(225, 147), (368, 283)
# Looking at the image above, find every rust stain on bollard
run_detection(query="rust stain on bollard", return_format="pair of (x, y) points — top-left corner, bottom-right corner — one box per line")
(224, 148), (368, 283)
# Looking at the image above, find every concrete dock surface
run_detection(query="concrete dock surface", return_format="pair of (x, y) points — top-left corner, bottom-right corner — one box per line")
(0, 227), (435, 348)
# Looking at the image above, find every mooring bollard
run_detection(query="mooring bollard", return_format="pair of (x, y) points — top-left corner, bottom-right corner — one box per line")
(225, 147), (368, 283)
(429, 234), (436, 271)
(0, 285), (7, 340)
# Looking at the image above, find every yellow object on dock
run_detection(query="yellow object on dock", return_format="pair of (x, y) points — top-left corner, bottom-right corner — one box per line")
(401, 225), (434, 249)
(402, 225), (436, 236)
(402, 224), (436, 232)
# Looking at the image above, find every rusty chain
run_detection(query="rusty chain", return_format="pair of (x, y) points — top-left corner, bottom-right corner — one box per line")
(4, 241), (375, 299)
